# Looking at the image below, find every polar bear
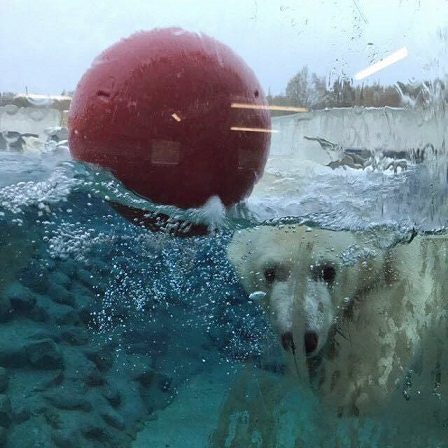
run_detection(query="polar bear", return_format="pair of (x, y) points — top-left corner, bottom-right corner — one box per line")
(227, 225), (448, 416)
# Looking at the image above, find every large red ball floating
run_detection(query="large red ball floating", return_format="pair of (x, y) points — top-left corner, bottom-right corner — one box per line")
(69, 27), (271, 209)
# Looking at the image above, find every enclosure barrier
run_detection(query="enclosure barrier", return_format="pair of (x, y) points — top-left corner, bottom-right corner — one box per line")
(1, 104), (447, 160)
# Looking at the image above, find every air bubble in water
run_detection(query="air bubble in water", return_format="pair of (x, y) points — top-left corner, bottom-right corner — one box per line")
(249, 291), (266, 301)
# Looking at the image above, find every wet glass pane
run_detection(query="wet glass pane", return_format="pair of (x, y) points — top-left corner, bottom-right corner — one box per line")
(1, 1), (448, 447)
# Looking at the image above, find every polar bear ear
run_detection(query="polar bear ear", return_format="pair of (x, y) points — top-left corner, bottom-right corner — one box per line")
(227, 229), (254, 274)
(362, 226), (417, 251)
(226, 228), (260, 291)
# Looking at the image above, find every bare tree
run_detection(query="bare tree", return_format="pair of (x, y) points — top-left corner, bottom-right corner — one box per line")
(285, 67), (314, 107)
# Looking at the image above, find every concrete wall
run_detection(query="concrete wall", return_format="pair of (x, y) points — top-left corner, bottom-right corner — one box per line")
(0, 106), (65, 140)
(270, 107), (448, 163)
(1, 105), (446, 163)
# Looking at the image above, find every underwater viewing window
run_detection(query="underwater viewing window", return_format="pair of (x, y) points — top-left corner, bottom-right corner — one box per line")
(1, 1), (448, 447)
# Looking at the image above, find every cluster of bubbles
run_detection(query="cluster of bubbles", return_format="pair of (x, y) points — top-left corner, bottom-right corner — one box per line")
(37, 192), (271, 366)
(0, 164), (80, 216)
(46, 220), (112, 262)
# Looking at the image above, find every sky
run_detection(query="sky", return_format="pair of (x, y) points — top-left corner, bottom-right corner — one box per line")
(1, 0), (448, 95)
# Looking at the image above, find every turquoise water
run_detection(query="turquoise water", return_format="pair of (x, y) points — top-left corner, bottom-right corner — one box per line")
(0, 152), (273, 447)
(1, 149), (448, 447)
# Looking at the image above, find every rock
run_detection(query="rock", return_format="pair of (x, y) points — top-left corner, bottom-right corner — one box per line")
(7, 416), (53, 447)
(135, 370), (156, 388)
(11, 404), (30, 424)
(127, 354), (154, 381)
(76, 268), (97, 291)
(0, 225), (35, 298)
(63, 353), (103, 387)
(81, 420), (110, 443)
(0, 339), (27, 368)
(44, 392), (92, 412)
(102, 384), (121, 408)
(28, 294), (74, 324)
(84, 362), (104, 387)
(0, 394), (12, 428)
(0, 367), (8, 393)
(138, 371), (174, 414)
(37, 369), (64, 390)
(17, 258), (49, 294)
(4, 283), (36, 314)
(0, 427), (7, 446)
(43, 258), (57, 272)
(70, 284), (95, 315)
(0, 297), (11, 322)
(131, 361), (171, 392)
(54, 307), (80, 326)
(47, 282), (75, 307)
(61, 328), (89, 346)
(84, 348), (113, 372)
(52, 429), (81, 448)
(49, 270), (72, 290)
(28, 304), (49, 322)
(101, 408), (125, 430)
(59, 259), (77, 278)
(25, 339), (64, 370)
(28, 330), (61, 343)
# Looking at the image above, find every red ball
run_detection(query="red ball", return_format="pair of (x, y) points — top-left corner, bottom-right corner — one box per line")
(69, 28), (271, 209)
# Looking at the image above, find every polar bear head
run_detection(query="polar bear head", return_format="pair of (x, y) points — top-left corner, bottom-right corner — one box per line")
(227, 225), (386, 360)
(227, 224), (444, 415)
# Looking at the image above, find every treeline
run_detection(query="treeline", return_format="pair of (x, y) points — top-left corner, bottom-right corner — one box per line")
(267, 66), (448, 115)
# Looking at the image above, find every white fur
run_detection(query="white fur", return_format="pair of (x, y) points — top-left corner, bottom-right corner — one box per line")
(227, 225), (448, 415)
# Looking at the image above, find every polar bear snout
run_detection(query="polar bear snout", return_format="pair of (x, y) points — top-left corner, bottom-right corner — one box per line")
(281, 330), (319, 356)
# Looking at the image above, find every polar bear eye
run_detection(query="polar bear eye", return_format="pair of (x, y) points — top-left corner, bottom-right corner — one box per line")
(263, 265), (289, 283)
(322, 265), (336, 283)
(313, 263), (336, 284)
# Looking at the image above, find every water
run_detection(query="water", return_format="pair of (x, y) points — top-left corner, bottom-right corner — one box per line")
(1, 139), (448, 446)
